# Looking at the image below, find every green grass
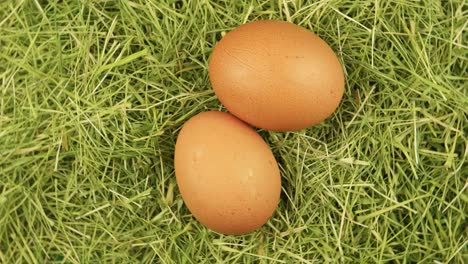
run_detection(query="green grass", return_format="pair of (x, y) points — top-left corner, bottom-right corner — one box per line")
(0, 0), (467, 263)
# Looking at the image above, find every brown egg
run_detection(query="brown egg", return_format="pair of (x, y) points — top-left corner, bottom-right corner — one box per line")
(209, 20), (345, 131)
(174, 111), (281, 235)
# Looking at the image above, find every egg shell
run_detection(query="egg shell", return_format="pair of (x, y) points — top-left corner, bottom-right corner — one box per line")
(209, 20), (345, 131)
(174, 111), (281, 235)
